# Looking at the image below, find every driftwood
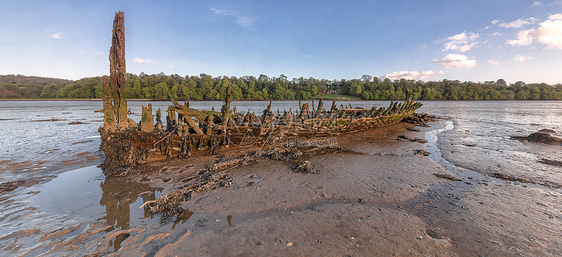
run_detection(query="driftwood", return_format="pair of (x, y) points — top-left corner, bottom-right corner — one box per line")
(142, 171), (232, 220)
(153, 128), (177, 147)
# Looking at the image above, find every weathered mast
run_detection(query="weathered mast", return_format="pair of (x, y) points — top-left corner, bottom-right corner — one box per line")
(109, 11), (129, 129)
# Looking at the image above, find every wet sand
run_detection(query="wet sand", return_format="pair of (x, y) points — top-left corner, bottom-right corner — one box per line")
(6, 120), (561, 256)
(137, 123), (456, 256)
(115, 120), (558, 257)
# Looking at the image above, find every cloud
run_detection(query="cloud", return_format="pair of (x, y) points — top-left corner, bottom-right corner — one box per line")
(506, 29), (535, 46)
(385, 70), (444, 80)
(49, 32), (63, 39)
(505, 14), (562, 49)
(531, 1), (542, 7)
(210, 8), (228, 15)
(441, 32), (479, 52)
(491, 20), (499, 25)
(448, 32), (466, 41)
(499, 17), (538, 28)
(550, 14), (562, 19)
(132, 57), (155, 64)
(458, 43), (476, 52)
(513, 55), (534, 62)
(534, 14), (562, 49)
(209, 7), (254, 27)
(487, 59), (499, 66)
(432, 54), (477, 68)
(418, 43), (427, 49)
(236, 16), (254, 27)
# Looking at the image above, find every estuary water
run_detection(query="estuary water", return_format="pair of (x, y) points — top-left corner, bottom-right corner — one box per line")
(0, 100), (561, 255)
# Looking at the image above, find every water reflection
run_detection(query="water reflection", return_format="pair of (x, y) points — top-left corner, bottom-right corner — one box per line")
(172, 210), (194, 230)
(99, 175), (157, 229)
(0, 165), (164, 256)
(20, 166), (161, 240)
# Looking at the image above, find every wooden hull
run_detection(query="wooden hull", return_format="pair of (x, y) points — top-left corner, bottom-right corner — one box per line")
(99, 100), (422, 175)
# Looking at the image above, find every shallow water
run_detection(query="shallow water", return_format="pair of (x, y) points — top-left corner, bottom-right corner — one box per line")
(1, 100), (561, 255)
(0, 165), (162, 255)
(418, 101), (562, 187)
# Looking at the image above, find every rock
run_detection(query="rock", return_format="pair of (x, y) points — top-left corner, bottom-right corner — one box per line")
(0, 180), (25, 192)
(433, 173), (461, 181)
(68, 121), (90, 125)
(411, 138), (427, 143)
(511, 132), (562, 145)
(415, 149), (430, 156)
(538, 129), (556, 134)
(293, 161), (316, 174)
(398, 135), (426, 143)
(538, 158), (562, 167)
(488, 172), (529, 183)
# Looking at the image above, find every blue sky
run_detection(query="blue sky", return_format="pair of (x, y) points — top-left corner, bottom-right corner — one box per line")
(1, 0), (561, 84)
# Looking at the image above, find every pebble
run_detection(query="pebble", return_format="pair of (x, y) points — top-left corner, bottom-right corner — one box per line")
(286, 242), (293, 247)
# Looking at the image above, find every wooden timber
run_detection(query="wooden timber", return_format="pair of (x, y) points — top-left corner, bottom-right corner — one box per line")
(97, 11), (424, 176)
(100, 93), (423, 176)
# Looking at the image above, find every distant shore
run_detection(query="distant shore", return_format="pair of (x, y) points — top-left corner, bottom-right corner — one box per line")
(0, 98), (365, 102)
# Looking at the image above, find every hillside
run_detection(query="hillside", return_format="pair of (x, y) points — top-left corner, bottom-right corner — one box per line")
(0, 75), (71, 98)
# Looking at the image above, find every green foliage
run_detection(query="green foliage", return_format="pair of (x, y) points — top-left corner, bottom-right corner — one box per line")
(0, 75), (70, 98)
(1, 74), (562, 101)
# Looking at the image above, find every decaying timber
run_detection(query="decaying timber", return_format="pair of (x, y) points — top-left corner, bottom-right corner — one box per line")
(98, 12), (424, 177)
(99, 93), (423, 176)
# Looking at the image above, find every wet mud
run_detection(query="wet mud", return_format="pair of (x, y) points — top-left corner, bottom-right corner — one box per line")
(2, 118), (561, 256)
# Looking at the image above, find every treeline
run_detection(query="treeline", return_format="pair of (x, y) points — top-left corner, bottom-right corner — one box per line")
(343, 78), (562, 100)
(1, 74), (562, 100)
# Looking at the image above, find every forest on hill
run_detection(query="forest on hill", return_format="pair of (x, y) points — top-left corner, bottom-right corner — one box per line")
(0, 75), (71, 98)
(1, 73), (562, 101)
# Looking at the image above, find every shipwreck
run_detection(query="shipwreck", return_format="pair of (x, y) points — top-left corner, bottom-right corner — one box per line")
(99, 12), (423, 177)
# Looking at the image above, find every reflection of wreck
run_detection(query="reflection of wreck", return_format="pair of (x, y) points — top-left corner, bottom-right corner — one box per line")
(99, 12), (423, 176)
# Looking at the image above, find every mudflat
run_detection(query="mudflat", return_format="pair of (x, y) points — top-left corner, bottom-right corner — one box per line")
(77, 120), (560, 256)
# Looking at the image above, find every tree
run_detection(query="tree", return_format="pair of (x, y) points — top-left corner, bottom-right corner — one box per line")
(349, 83), (363, 96)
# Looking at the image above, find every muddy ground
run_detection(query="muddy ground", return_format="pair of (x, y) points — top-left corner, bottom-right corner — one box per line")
(37, 121), (561, 256)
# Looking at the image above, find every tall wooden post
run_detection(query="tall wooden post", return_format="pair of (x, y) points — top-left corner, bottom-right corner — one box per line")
(109, 11), (129, 129)
(221, 84), (232, 130)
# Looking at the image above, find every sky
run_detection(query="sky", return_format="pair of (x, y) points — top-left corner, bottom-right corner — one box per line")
(1, 0), (561, 84)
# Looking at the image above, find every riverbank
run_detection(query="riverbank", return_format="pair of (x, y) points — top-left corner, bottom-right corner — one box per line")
(81, 120), (461, 256)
